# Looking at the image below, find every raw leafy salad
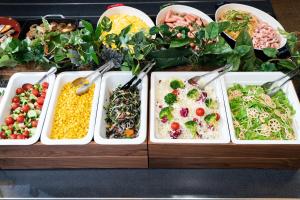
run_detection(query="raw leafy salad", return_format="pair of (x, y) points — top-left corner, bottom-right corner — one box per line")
(105, 87), (140, 139)
(156, 78), (221, 139)
(228, 84), (296, 140)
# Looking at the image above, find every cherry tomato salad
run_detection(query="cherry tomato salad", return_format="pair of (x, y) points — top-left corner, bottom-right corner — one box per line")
(0, 82), (48, 139)
(156, 78), (221, 139)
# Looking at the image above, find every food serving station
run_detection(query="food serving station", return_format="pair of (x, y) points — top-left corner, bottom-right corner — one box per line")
(1, 0), (300, 170)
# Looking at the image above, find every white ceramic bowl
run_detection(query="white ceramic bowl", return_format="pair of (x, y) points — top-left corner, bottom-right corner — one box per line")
(41, 71), (101, 145)
(98, 5), (154, 27)
(223, 72), (300, 144)
(215, 3), (287, 50)
(156, 4), (213, 26)
(94, 71), (148, 145)
(0, 72), (55, 145)
(150, 72), (231, 144)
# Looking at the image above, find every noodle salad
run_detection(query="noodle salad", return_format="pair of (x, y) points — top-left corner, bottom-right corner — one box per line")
(228, 84), (296, 140)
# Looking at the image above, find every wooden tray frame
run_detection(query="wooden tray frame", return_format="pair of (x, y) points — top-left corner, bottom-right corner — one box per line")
(0, 141), (148, 169)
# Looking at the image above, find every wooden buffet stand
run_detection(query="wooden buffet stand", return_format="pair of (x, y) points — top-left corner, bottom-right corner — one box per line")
(1, 65), (300, 169)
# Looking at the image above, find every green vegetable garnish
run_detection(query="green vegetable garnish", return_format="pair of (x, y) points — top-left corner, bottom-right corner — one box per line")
(164, 93), (177, 105)
(204, 98), (216, 109)
(159, 107), (174, 121)
(184, 120), (198, 138)
(27, 110), (37, 118)
(204, 113), (218, 126)
(187, 89), (200, 100)
(170, 80), (185, 90)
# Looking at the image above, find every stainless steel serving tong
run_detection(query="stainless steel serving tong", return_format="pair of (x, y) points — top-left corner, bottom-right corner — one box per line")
(76, 60), (115, 95)
(121, 62), (155, 90)
(187, 64), (232, 90)
(262, 67), (300, 96)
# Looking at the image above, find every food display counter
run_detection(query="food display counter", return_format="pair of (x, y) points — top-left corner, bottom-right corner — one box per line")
(0, 0), (300, 171)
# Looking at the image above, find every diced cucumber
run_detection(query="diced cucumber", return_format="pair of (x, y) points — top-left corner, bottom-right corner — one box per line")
(29, 128), (36, 136)
(27, 110), (37, 118)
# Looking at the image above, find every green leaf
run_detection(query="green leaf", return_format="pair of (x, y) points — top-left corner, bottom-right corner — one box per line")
(81, 20), (94, 33)
(149, 26), (159, 35)
(120, 25), (132, 37)
(236, 29), (253, 47)
(0, 55), (18, 67)
(218, 21), (230, 33)
(227, 54), (241, 71)
(170, 38), (190, 48)
(100, 16), (112, 32)
(261, 62), (276, 71)
(203, 37), (232, 54)
(263, 48), (278, 58)
(277, 59), (297, 70)
(235, 45), (251, 57)
(205, 22), (219, 39)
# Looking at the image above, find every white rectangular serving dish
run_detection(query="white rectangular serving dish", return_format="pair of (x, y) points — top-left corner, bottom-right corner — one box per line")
(150, 72), (231, 144)
(223, 72), (300, 144)
(41, 71), (101, 145)
(94, 71), (148, 145)
(0, 72), (55, 145)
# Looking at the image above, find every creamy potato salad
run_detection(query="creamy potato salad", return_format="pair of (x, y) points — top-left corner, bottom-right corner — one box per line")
(155, 78), (221, 139)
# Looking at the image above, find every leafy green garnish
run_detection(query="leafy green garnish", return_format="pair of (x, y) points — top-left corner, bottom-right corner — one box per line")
(187, 89), (200, 100)
(164, 93), (177, 105)
(204, 113), (218, 126)
(170, 80), (185, 90)
(159, 107), (174, 121)
(184, 120), (198, 138)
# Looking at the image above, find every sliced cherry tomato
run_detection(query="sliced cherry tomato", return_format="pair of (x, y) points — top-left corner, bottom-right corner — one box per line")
(17, 134), (25, 139)
(23, 130), (30, 138)
(5, 117), (14, 125)
(17, 115), (25, 123)
(22, 83), (33, 91)
(171, 122), (180, 130)
(196, 108), (205, 117)
(10, 134), (17, 139)
(11, 103), (20, 110)
(22, 104), (30, 113)
(0, 131), (6, 139)
(31, 120), (38, 127)
(215, 113), (220, 121)
(8, 124), (14, 131)
(172, 89), (179, 96)
(16, 88), (24, 95)
(12, 96), (20, 103)
(37, 97), (45, 105)
(36, 104), (43, 110)
(32, 89), (40, 97)
(41, 91), (47, 98)
(42, 82), (49, 89)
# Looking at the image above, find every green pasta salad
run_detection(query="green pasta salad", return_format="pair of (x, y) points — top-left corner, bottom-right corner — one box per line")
(228, 84), (296, 140)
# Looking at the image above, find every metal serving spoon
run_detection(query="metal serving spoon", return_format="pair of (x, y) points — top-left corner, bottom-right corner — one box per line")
(71, 63), (109, 87)
(76, 60), (115, 96)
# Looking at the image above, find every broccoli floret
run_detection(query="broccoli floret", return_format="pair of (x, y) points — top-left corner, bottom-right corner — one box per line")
(205, 98), (217, 109)
(164, 93), (177, 105)
(204, 113), (218, 126)
(184, 120), (198, 138)
(187, 89), (200, 100)
(159, 107), (174, 121)
(170, 80), (185, 90)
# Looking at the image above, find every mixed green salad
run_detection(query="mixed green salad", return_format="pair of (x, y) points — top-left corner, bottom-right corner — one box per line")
(228, 84), (296, 140)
